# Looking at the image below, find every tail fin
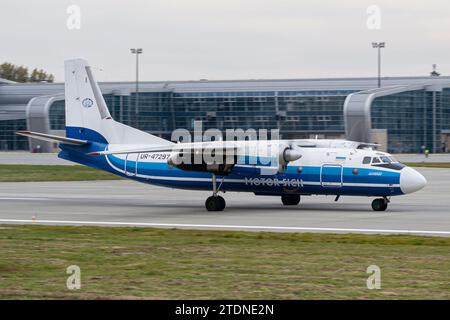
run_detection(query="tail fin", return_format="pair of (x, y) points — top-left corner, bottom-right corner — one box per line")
(64, 59), (170, 146)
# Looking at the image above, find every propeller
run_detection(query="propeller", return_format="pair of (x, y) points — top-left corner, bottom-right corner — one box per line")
(282, 143), (302, 162)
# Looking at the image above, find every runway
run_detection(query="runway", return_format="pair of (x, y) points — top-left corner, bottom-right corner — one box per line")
(0, 167), (449, 236)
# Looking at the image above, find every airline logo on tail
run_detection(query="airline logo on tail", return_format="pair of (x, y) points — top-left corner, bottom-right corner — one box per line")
(82, 98), (94, 108)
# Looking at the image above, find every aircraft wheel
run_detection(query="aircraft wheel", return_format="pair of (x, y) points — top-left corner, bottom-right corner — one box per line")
(371, 198), (388, 211)
(205, 196), (226, 211)
(217, 196), (226, 211)
(281, 194), (300, 206)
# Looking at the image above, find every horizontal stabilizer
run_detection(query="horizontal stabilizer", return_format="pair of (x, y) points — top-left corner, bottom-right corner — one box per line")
(16, 131), (88, 145)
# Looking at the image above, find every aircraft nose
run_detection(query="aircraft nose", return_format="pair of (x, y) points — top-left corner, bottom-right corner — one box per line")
(400, 167), (427, 194)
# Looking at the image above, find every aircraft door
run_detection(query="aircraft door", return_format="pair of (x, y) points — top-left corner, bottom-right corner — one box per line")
(320, 164), (343, 187)
(124, 153), (138, 176)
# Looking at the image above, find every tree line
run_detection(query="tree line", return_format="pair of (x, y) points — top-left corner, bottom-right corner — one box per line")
(0, 62), (54, 83)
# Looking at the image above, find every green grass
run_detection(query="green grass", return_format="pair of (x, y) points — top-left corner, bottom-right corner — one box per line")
(0, 165), (120, 182)
(404, 162), (450, 168)
(0, 225), (448, 299)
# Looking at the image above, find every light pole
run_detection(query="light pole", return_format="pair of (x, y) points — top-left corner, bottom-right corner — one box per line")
(130, 48), (143, 115)
(371, 42), (385, 88)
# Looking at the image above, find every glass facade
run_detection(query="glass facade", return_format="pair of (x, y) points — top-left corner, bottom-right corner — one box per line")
(48, 90), (354, 140)
(3, 83), (447, 152)
(48, 100), (66, 130)
(0, 119), (28, 150)
(371, 89), (450, 153)
(442, 89), (450, 131)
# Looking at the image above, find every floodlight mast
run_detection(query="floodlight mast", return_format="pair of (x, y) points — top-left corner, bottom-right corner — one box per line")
(372, 42), (385, 88)
(130, 48), (143, 114)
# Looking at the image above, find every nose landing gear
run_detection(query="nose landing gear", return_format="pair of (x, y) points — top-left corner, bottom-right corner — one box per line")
(205, 173), (226, 211)
(371, 197), (389, 211)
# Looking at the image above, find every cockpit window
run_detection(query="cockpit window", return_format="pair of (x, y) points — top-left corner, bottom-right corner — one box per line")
(370, 155), (405, 170)
(372, 157), (381, 164)
(380, 156), (391, 163)
(362, 157), (371, 164)
(389, 156), (399, 163)
(377, 156), (400, 164)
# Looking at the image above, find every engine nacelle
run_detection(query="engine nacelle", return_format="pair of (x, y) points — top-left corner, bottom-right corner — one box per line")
(249, 143), (302, 173)
(167, 145), (301, 175)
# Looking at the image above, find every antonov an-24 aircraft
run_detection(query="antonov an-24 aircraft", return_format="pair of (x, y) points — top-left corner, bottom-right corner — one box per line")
(17, 59), (426, 212)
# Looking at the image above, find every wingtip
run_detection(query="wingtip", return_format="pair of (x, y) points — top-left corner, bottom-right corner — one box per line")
(16, 130), (31, 135)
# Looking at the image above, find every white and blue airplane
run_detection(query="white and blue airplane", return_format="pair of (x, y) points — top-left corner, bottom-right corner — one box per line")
(17, 59), (426, 212)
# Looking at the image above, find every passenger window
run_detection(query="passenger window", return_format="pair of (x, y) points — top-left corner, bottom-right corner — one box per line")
(362, 157), (371, 164)
(372, 157), (381, 164)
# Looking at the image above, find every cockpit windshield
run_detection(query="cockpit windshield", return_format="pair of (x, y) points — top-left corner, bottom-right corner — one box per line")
(380, 156), (391, 163)
(362, 155), (402, 166)
(371, 157), (380, 164)
(380, 156), (399, 163)
(389, 156), (399, 163)
(366, 155), (404, 170)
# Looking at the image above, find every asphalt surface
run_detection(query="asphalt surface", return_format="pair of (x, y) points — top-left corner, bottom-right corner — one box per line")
(0, 167), (449, 236)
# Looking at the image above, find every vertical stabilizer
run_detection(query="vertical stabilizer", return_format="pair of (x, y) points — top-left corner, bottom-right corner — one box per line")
(65, 59), (114, 143)
(64, 59), (170, 146)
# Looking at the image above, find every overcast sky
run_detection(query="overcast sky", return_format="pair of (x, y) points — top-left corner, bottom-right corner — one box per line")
(1, 0), (449, 82)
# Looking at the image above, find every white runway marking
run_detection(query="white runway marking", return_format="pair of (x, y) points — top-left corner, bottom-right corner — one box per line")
(0, 218), (449, 235)
(0, 197), (51, 201)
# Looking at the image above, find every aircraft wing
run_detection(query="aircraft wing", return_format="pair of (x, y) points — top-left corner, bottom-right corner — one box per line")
(294, 142), (317, 147)
(357, 142), (380, 148)
(16, 131), (88, 145)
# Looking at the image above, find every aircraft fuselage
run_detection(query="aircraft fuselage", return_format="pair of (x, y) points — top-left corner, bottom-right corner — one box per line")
(59, 139), (425, 198)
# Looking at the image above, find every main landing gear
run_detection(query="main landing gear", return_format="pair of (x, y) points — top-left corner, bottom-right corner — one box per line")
(205, 174), (226, 211)
(281, 194), (301, 206)
(371, 197), (389, 211)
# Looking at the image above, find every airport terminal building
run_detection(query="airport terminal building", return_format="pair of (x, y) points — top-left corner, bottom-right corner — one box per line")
(1, 75), (450, 153)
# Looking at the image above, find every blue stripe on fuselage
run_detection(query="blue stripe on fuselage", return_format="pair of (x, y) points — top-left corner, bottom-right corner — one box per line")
(106, 154), (401, 196)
